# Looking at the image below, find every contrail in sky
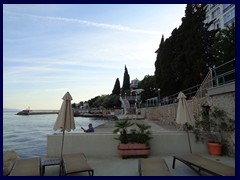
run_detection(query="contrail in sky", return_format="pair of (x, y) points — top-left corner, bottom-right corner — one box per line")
(4, 10), (161, 35)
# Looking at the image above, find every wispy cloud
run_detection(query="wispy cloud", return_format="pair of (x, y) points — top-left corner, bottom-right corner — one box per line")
(4, 10), (161, 35)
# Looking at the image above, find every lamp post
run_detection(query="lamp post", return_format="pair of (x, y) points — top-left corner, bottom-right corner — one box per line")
(212, 65), (219, 86)
(158, 88), (161, 106)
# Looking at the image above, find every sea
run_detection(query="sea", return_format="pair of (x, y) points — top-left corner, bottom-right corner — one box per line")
(3, 110), (108, 158)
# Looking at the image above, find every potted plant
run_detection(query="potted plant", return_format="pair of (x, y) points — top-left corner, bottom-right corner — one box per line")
(185, 107), (235, 156)
(113, 120), (152, 159)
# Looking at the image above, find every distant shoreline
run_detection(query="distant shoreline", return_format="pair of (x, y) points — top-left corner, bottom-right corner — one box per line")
(3, 109), (20, 112)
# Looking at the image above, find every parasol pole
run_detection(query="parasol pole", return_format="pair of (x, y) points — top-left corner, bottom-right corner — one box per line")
(186, 130), (192, 154)
(59, 102), (68, 175)
(60, 130), (65, 160)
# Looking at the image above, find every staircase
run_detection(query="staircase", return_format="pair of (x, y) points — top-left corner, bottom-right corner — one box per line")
(119, 96), (131, 115)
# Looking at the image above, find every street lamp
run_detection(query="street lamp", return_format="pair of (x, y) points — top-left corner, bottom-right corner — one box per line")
(158, 88), (161, 106)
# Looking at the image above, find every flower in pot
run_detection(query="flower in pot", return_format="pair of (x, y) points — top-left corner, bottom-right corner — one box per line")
(186, 107), (235, 156)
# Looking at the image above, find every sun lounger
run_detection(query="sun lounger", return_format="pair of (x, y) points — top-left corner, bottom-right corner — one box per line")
(172, 154), (235, 176)
(138, 158), (171, 176)
(9, 157), (41, 176)
(61, 153), (94, 176)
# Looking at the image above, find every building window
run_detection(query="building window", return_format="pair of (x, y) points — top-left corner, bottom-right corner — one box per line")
(223, 4), (234, 13)
(214, 19), (220, 29)
(224, 8), (235, 27)
(204, 16), (210, 24)
(211, 7), (220, 19)
(209, 4), (216, 9)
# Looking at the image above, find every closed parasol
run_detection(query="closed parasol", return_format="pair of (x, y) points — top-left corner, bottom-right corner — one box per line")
(53, 92), (75, 162)
(176, 91), (195, 153)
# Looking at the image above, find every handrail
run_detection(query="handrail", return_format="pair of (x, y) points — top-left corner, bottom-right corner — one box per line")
(144, 59), (235, 107)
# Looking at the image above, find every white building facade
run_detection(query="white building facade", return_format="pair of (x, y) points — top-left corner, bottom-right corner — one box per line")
(205, 4), (235, 30)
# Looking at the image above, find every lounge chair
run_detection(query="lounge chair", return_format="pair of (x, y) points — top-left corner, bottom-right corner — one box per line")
(172, 154), (235, 176)
(61, 153), (94, 176)
(9, 157), (41, 176)
(138, 157), (171, 176)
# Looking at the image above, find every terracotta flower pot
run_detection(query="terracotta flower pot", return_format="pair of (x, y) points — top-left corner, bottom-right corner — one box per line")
(208, 142), (222, 156)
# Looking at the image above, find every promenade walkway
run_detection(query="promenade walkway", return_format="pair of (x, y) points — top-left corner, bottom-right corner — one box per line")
(94, 119), (178, 133)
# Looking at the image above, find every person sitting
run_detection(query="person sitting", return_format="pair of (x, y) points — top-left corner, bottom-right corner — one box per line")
(81, 123), (94, 133)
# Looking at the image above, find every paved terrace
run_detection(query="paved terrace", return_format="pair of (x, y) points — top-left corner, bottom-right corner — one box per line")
(44, 120), (235, 176)
(42, 154), (235, 176)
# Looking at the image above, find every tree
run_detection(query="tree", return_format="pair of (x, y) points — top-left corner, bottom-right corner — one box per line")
(72, 103), (77, 108)
(155, 35), (164, 89)
(210, 23), (235, 66)
(138, 75), (156, 102)
(154, 4), (217, 97)
(121, 65), (130, 95)
(112, 78), (121, 95)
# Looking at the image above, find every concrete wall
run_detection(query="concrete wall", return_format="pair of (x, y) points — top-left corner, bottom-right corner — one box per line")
(47, 132), (208, 158)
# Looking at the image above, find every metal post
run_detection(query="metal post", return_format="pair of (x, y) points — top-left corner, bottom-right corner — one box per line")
(213, 65), (219, 86)
(158, 88), (161, 106)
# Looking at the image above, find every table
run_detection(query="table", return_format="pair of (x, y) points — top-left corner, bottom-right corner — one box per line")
(41, 159), (61, 176)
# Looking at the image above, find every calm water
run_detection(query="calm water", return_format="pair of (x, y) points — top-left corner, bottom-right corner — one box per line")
(3, 111), (108, 158)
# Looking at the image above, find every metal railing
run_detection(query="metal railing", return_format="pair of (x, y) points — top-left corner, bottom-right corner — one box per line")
(144, 59), (235, 107)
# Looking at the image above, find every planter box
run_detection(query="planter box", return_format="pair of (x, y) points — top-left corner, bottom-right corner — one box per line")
(118, 143), (150, 159)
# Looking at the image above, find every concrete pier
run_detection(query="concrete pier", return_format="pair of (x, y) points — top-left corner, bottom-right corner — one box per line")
(17, 110), (59, 115)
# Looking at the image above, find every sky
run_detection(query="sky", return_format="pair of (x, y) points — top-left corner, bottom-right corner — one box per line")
(3, 4), (186, 110)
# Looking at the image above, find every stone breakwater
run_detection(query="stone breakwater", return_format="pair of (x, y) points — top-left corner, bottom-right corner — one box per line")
(16, 110), (59, 115)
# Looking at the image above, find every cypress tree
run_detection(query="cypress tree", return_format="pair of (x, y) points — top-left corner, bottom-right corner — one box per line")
(112, 78), (121, 95)
(154, 4), (217, 97)
(121, 65), (130, 95)
(155, 35), (164, 89)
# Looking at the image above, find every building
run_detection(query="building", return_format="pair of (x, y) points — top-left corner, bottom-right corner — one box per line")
(205, 4), (235, 30)
(130, 78), (139, 89)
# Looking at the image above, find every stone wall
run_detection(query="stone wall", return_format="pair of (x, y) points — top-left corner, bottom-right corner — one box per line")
(209, 93), (235, 119)
(140, 86), (235, 125)
(140, 97), (204, 125)
(140, 83), (235, 157)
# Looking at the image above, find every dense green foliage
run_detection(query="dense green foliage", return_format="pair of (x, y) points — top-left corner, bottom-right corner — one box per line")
(121, 65), (130, 96)
(113, 119), (152, 145)
(88, 94), (120, 109)
(138, 75), (156, 102)
(112, 78), (121, 95)
(154, 4), (217, 97)
(210, 23), (235, 66)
